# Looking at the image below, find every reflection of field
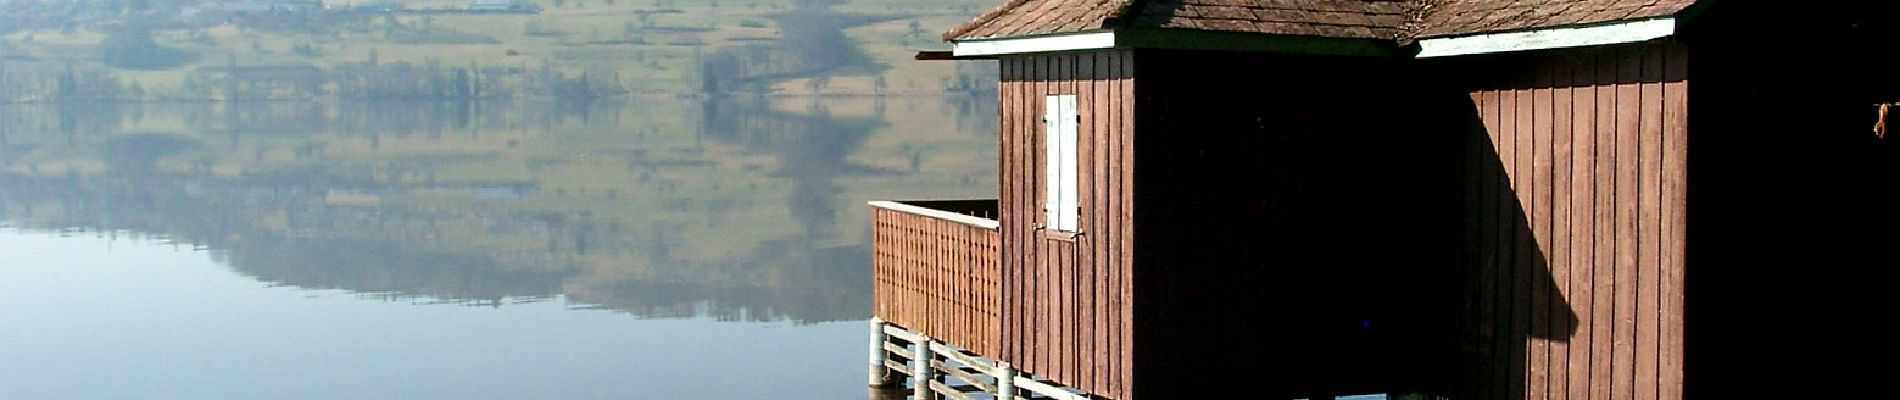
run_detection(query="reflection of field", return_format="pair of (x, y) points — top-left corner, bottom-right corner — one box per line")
(0, 96), (996, 322)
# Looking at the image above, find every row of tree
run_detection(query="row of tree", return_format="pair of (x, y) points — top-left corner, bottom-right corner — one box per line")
(0, 62), (132, 102)
(693, 4), (885, 95)
(0, 58), (631, 102)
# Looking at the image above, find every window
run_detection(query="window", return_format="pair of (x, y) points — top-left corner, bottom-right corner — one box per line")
(1044, 95), (1079, 232)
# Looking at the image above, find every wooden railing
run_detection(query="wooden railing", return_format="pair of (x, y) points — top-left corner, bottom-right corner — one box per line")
(871, 200), (1001, 358)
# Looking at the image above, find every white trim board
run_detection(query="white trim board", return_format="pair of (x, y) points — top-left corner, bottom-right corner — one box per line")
(950, 17), (1677, 58)
(1416, 17), (1678, 58)
(949, 29), (1397, 58)
(952, 31), (1116, 57)
(867, 201), (1001, 230)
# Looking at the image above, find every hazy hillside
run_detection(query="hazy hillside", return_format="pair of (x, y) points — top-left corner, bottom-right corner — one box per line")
(0, 0), (999, 101)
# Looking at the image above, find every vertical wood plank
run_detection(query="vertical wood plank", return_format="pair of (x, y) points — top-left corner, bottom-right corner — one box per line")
(1569, 51), (1599, 400)
(1056, 53), (1071, 384)
(1106, 52), (1119, 397)
(1532, 56), (1555, 400)
(1635, 45), (1664, 400)
(1029, 54), (1044, 373)
(1515, 72), (1536, 400)
(1612, 46), (1642, 400)
(1066, 241), (1075, 385)
(1550, 55), (1575, 400)
(1086, 52), (1102, 390)
(1017, 56), (1032, 365)
(1658, 46), (1688, 400)
(1002, 58), (1016, 363)
(1030, 54), (1044, 374)
(1480, 87), (1504, 400)
(1092, 50), (1109, 394)
(1059, 54), (1073, 384)
(1006, 56), (1017, 362)
(1040, 53), (1054, 377)
(1069, 52), (1083, 388)
(1086, 50), (1102, 394)
(1109, 50), (1117, 400)
(1501, 84), (1518, 400)
(1000, 58), (1014, 363)
(1591, 49), (1619, 400)
(1109, 48), (1124, 398)
(1060, 64), (1073, 380)
(1461, 90), (1486, 400)
(1094, 50), (1110, 397)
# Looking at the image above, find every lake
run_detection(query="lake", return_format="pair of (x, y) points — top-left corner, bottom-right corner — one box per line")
(0, 97), (998, 399)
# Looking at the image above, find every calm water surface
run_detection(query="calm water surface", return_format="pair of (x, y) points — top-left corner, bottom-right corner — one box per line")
(0, 98), (997, 399)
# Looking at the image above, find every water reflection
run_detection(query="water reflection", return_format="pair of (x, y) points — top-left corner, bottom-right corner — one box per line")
(0, 97), (997, 323)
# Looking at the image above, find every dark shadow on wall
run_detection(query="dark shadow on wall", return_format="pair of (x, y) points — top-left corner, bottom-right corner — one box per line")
(1129, 50), (1577, 399)
(1427, 88), (1584, 400)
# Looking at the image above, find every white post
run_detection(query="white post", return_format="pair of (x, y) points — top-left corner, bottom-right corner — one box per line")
(868, 318), (893, 387)
(993, 361), (1016, 399)
(912, 336), (935, 400)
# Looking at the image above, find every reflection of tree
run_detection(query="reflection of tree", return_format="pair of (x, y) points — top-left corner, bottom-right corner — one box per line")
(0, 99), (974, 324)
(692, 4), (897, 95)
(566, 241), (868, 322)
(96, 23), (191, 71)
(0, 170), (579, 305)
(226, 236), (570, 304)
(104, 133), (196, 174)
(698, 99), (889, 239)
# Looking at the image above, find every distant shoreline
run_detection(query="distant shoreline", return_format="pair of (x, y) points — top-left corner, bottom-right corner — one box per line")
(0, 91), (989, 105)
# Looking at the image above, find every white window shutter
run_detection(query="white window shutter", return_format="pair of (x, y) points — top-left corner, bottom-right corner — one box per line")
(1043, 95), (1080, 232)
(1057, 95), (1079, 232)
(1044, 95), (1062, 228)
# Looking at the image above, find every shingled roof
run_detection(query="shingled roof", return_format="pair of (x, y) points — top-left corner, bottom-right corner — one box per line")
(945, 0), (1702, 42)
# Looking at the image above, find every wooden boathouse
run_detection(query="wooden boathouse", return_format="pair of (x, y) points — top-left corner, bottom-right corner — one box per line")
(869, 1), (1897, 399)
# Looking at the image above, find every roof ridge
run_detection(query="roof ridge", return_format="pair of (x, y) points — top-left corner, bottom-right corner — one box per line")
(1104, 0), (1145, 28)
(1401, 0), (1453, 43)
(942, 0), (1035, 41)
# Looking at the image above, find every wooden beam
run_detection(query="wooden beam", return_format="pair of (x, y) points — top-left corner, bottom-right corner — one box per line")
(883, 324), (922, 342)
(931, 341), (995, 370)
(1012, 376), (1089, 400)
(928, 381), (978, 400)
(933, 360), (998, 394)
(916, 50), (997, 61)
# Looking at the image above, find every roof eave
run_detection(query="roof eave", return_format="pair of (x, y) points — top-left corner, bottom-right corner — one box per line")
(951, 30), (1119, 57)
(950, 28), (1410, 58)
(1414, 17), (1679, 58)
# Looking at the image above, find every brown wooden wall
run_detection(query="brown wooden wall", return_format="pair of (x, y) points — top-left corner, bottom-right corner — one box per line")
(872, 204), (1002, 357)
(997, 50), (1135, 400)
(1441, 42), (1687, 400)
(975, 43), (1692, 400)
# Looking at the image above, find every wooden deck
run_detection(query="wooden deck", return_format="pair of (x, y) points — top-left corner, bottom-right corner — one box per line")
(871, 200), (1002, 358)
